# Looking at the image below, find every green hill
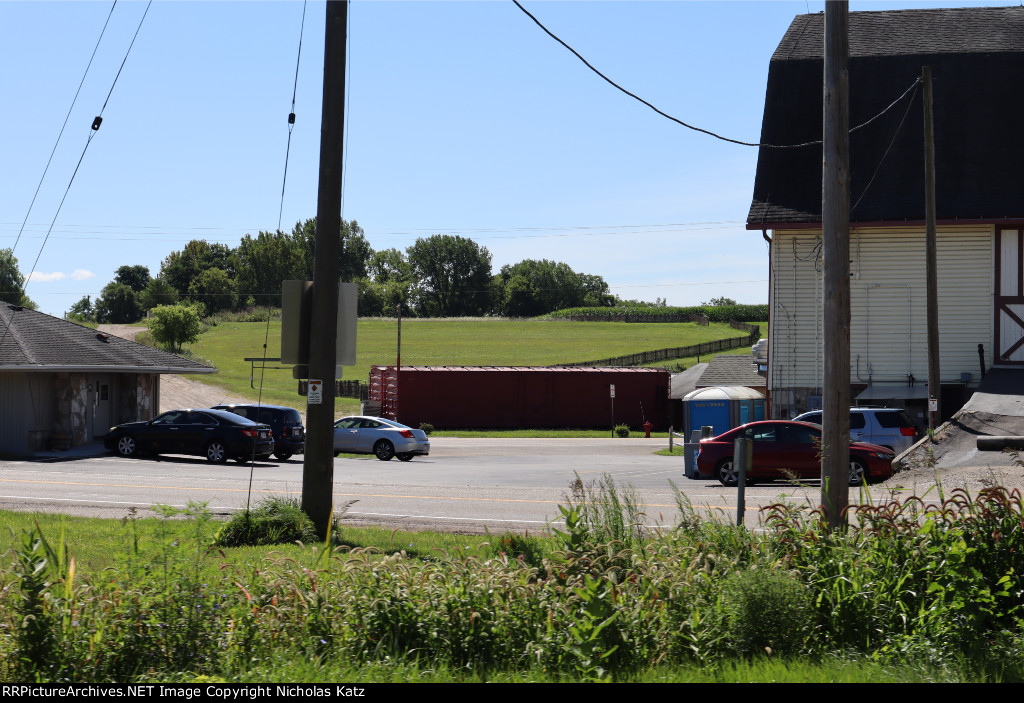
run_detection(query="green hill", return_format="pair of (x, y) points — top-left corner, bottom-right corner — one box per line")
(188, 317), (758, 415)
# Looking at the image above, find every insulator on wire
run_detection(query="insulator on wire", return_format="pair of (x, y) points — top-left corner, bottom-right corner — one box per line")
(91, 116), (103, 131)
(288, 113), (296, 124)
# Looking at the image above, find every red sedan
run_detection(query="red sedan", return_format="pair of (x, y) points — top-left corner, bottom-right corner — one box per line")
(695, 420), (895, 486)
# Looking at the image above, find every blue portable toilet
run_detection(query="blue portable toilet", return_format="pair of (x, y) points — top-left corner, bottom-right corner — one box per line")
(682, 386), (766, 438)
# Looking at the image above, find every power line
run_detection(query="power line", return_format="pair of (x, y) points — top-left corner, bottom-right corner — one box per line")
(2, 2), (152, 351)
(277, 0), (307, 232)
(513, 0), (921, 148)
(1, 219), (749, 242)
(22, 1), (153, 295)
(10, 1), (118, 258)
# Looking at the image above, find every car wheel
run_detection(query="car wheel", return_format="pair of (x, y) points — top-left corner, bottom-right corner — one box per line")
(397, 453), (413, 462)
(716, 457), (738, 487)
(275, 452), (292, 461)
(116, 435), (137, 457)
(849, 459), (867, 486)
(374, 439), (395, 461)
(206, 440), (228, 464)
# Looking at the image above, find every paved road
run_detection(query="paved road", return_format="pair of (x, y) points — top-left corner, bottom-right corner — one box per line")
(2, 438), (900, 533)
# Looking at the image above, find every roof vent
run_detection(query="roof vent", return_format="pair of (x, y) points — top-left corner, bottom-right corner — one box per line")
(96, 333), (110, 342)
(7, 304), (23, 311)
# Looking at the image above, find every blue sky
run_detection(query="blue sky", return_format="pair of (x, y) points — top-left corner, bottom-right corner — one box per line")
(3, 0), (1013, 317)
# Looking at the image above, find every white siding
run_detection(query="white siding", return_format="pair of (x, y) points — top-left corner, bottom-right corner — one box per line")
(769, 225), (993, 394)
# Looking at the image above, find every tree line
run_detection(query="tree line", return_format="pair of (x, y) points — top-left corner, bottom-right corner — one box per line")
(49, 218), (630, 324)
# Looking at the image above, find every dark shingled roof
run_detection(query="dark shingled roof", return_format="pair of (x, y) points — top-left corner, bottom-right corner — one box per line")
(748, 6), (1024, 227)
(695, 354), (765, 389)
(0, 305), (214, 373)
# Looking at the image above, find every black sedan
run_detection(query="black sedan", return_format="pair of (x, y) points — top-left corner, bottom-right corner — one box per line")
(104, 408), (275, 463)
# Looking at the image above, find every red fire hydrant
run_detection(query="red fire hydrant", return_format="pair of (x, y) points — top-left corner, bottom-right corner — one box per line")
(644, 421), (652, 438)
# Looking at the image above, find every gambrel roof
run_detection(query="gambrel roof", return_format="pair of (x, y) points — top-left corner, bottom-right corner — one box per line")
(747, 6), (1024, 227)
(0, 304), (214, 374)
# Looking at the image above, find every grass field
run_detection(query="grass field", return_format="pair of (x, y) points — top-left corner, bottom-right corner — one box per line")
(187, 318), (759, 415)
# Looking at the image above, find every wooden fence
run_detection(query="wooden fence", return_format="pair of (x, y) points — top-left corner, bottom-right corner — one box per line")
(555, 325), (759, 368)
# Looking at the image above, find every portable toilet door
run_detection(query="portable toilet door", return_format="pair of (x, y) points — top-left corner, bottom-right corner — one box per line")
(687, 398), (730, 438)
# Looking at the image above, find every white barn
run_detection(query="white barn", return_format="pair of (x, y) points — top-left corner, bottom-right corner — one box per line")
(748, 6), (1024, 424)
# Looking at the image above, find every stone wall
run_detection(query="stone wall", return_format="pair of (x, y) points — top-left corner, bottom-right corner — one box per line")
(116, 373), (158, 424)
(53, 372), (88, 446)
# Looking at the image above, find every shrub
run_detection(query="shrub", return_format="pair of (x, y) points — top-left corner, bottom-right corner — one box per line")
(614, 424), (630, 438)
(484, 530), (546, 568)
(719, 567), (812, 656)
(216, 497), (318, 547)
(149, 304), (202, 352)
(419, 423), (435, 435)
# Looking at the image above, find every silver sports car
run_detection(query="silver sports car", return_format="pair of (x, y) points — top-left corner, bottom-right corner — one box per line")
(332, 416), (430, 461)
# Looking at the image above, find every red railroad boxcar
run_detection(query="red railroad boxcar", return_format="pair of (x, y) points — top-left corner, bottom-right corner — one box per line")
(369, 365), (670, 431)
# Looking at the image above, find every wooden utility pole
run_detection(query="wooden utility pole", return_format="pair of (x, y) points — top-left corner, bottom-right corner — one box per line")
(302, 0), (347, 538)
(821, 1), (851, 531)
(923, 66), (941, 429)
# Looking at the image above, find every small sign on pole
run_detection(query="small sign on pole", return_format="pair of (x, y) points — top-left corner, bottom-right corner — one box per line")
(308, 379), (323, 405)
(609, 384), (616, 437)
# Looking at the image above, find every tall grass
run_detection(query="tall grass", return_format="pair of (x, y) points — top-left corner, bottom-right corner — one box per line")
(5, 482), (1024, 682)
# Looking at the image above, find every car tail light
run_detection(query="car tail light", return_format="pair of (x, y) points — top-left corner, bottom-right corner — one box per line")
(400, 429), (414, 438)
(900, 427), (916, 436)
(241, 429), (257, 438)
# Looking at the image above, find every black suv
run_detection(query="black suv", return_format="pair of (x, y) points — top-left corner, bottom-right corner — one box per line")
(213, 404), (304, 461)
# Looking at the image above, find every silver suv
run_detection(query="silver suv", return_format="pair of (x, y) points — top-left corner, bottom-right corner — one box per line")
(792, 407), (921, 454)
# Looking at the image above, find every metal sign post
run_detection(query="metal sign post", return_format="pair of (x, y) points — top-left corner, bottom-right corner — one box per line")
(734, 437), (752, 526)
(610, 384), (616, 437)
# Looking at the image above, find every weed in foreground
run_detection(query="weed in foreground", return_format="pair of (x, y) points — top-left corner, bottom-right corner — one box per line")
(7, 482), (1024, 682)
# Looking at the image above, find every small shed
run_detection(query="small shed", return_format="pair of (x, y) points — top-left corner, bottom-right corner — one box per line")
(0, 305), (214, 453)
(369, 365), (670, 430)
(682, 386), (766, 438)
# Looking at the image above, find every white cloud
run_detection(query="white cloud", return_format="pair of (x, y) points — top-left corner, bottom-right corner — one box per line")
(28, 272), (66, 282)
(27, 269), (95, 283)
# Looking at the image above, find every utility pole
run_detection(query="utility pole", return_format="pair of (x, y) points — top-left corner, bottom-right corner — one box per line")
(302, 0), (347, 538)
(396, 302), (401, 422)
(923, 65), (941, 429)
(821, 1), (851, 531)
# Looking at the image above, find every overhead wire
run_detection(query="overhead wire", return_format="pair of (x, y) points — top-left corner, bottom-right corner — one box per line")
(851, 80), (921, 213)
(2, 1), (152, 352)
(10, 1), (118, 258)
(277, 0), (307, 233)
(512, 0), (921, 149)
(248, 0), (311, 510)
(21, 0), (152, 297)
(2, 220), (749, 244)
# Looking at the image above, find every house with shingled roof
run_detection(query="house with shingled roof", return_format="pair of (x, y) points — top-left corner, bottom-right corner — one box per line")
(0, 304), (214, 454)
(747, 5), (1024, 424)
(695, 354), (767, 394)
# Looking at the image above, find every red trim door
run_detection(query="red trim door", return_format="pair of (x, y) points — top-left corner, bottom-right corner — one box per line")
(996, 229), (1024, 365)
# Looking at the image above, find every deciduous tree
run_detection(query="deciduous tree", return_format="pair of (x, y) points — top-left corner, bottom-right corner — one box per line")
(188, 267), (237, 315)
(0, 248), (30, 306)
(149, 304), (202, 352)
(407, 235), (492, 317)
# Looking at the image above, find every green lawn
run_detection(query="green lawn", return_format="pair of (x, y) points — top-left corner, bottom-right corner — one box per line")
(641, 321), (767, 370)
(187, 318), (752, 415)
